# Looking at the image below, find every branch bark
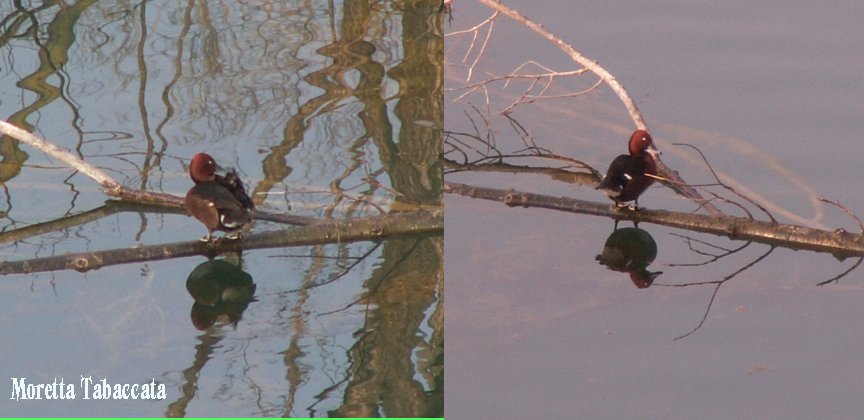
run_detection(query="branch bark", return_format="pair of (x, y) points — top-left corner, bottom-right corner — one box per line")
(0, 209), (442, 275)
(446, 181), (864, 257)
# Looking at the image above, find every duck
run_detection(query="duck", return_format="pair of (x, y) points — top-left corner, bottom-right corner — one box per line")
(185, 153), (254, 242)
(596, 129), (659, 209)
(216, 169), (255, 212)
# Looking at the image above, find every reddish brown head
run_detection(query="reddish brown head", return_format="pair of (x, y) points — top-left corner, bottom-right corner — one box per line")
(627, 130), (656, 157)
(189, 153), (217, 184)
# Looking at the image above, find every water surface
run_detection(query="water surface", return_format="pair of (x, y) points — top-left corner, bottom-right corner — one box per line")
(445, 1), (864, 418)
(0, 1), (442, 417)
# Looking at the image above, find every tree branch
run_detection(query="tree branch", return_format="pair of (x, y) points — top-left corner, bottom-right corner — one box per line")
(0, 209), (442, 275)
(0, 120), (120, 190)
(463, 1), (723, 216)
(473, 0), (645, 129)
(0, 119), (442, 276)
(445, 181), (864, 257)
(0, 120), (324, 226)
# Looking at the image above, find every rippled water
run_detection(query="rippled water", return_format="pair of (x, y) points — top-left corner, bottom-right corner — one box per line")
(0, 1), (442, 417)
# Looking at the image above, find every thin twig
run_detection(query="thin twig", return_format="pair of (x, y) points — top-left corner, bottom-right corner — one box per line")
(449, 10), (497, 81)
(673, 143), (776, 223)
(472, 0), (646, 128)
(670, 246), (775, 341)
(816, 256), (863, 286)
(818, 197), (864, 233)
(666, 233), (751, 267)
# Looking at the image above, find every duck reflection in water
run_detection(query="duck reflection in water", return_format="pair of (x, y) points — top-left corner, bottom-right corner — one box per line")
(186, 258), (257, 330)
(596, 226), (662, 288)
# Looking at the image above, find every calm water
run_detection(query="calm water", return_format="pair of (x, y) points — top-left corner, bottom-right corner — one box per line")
(0, 1), (442, 417)
(446, 1), (864, 419)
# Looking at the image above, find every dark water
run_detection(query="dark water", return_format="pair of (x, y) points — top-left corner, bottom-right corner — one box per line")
(0, 1), (442, 417)
(446, 1), (864, 419)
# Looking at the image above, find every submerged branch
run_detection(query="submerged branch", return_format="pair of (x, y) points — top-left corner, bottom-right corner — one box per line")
(0, 200), (320, 246)
(0, 201), (184, 245)
(445, 181), (864, 257)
